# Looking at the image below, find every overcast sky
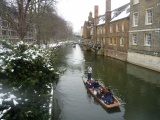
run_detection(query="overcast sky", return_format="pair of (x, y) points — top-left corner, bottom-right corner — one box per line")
(57, 0), (130, 33)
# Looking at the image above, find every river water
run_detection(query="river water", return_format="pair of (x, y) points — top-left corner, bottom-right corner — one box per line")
(53, 44), (160, 120)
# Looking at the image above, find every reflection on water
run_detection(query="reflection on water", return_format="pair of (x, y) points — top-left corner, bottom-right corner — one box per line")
(72, 45), (84, 65)
(54, 44), (160, 120)
(127, 64), (160, 86)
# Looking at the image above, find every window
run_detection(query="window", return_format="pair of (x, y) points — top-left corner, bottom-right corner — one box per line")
(110, 38), (112, 45)
(2, 30), (7, 35)
(110, 25), (113, 33)
(120, 37), (124, 46)
(132, 34), (137, 45)
(2, 20), (8, 27)
(145, 33), (151, 46)
(101, 28), (103, 34)
(91, 27), (94, 35)
(114, 38), (117, 45)
(146, 8), (153, 25)
(122, 23), (125, 32)
(116, 24), (119, 32)
(133, 12), (138, 26)
(11, 31), (17, 36)
(103, 27), (105, 34)
(133, 0), (139, 5)
(97, 28), (99, 34)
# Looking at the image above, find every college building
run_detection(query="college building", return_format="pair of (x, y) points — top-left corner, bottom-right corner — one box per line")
(81, 0), (160, 72)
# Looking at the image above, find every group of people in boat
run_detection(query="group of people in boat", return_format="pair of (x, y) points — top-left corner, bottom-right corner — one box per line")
(86, 65), (114, 105)
(86, 79), (114, 105)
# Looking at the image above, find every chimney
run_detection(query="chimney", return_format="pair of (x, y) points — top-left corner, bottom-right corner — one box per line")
(94, 5), (99, 25)
(94, 5), (99, 18)
(106, 0), (111, 12)
(105, 0), (111, 21)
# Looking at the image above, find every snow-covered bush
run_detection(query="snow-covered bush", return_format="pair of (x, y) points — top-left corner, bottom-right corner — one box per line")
(0, 39), (58, 85)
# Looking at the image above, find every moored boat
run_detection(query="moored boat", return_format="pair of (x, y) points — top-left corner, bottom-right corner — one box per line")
(82, 76), (121, 109)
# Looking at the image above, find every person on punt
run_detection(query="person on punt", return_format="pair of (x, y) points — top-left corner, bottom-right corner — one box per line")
(97, 88), (103, 98)
(86, 79), (91, 87)
(86, 79), (91, 84)
(86, 79), (94, 88)
(87, 65), (92, 80)
(93, 80), (99, 89)
(101, 89), (114, 105)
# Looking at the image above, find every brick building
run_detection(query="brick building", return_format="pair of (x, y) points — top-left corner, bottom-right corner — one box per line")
(105, 1), (130, 61)
(95, 15), (106, 54)
(82, 0), (130, 59)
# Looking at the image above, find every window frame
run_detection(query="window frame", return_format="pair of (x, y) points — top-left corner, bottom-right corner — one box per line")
(122, 23), (125, 32)
(145, 8), (153, 25)
(97, 28), (99, 35)
(110, 24), (113, 33)
(116, 23), (119, 32)
(133, 0), (139, 5)
(114, 38), (117, 45)
(133, 12), (138, 27)
(144, 33), (151, 46)
(120, 37), (124, 46)
(109, 38), (113, 45)
(103, 27), (105, 34)
(132, 34), (138, 45)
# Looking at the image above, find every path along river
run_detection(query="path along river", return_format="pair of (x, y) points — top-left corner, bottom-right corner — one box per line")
(53, 44), (160, 120)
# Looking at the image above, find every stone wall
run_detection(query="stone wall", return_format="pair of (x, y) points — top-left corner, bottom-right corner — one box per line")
(127, 52), (160, 72)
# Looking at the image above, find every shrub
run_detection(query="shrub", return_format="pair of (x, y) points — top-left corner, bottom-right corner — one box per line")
(0, 40), (58, 85)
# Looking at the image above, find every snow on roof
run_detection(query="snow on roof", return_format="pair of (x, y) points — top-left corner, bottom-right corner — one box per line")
(97, 15), (105, 25)
(110, 5), (130, 22)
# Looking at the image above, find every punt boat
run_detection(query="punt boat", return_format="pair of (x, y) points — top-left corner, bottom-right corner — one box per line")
(83, 76), (121, 109)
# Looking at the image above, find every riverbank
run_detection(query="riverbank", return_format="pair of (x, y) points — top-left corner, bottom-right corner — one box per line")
(80, 43), (160, 73)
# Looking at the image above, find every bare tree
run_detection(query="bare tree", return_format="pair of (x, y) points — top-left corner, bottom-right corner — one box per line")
(0, 0), (73, 43)
(30, 0), (57, 44)
(30, 1), (73, 44)
(0, 0), (32, 40)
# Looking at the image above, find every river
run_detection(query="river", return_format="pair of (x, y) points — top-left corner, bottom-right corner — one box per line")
(53, 44), (160, 120)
